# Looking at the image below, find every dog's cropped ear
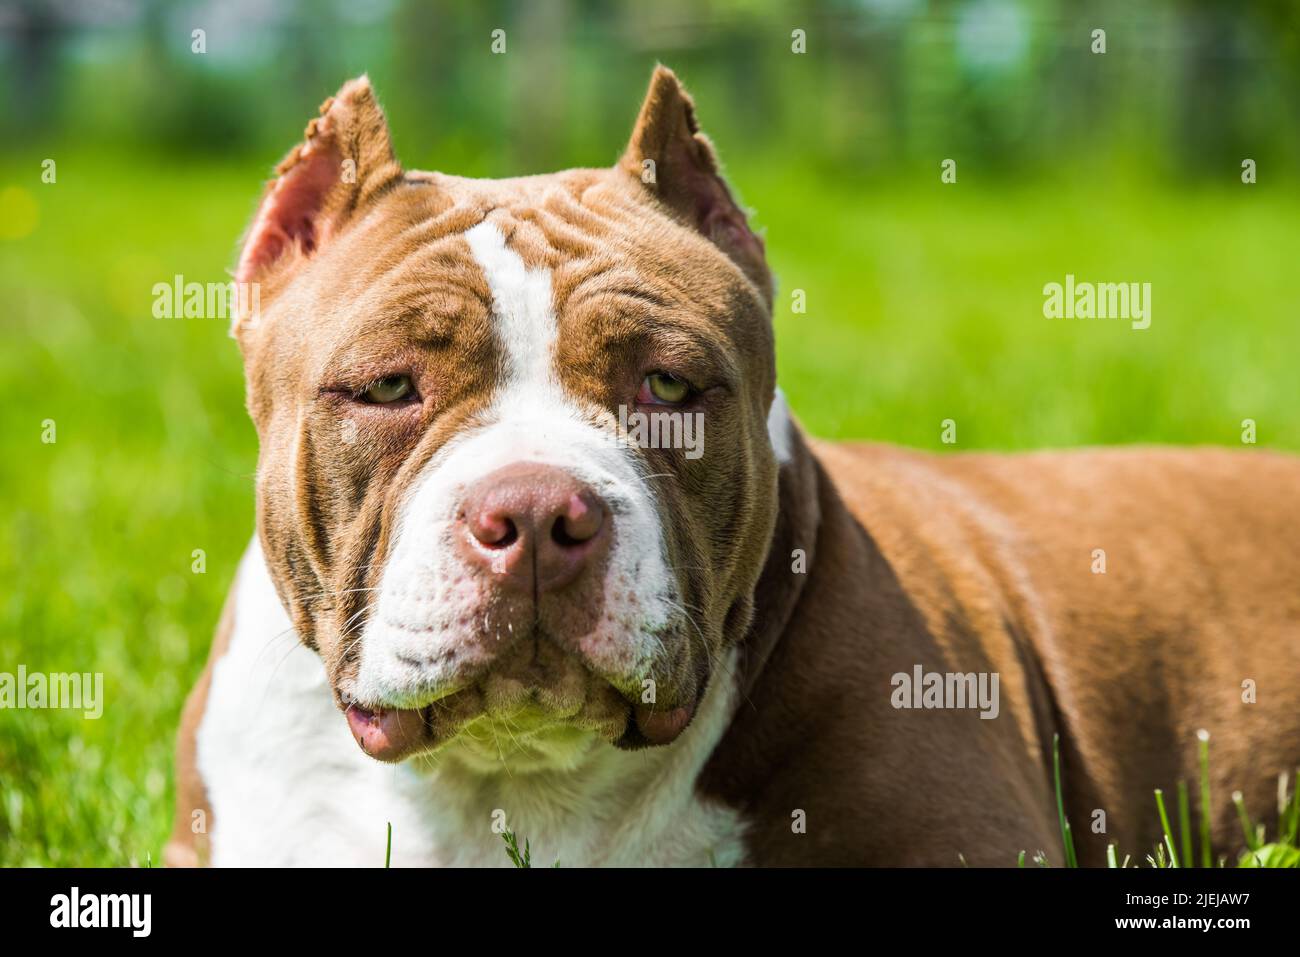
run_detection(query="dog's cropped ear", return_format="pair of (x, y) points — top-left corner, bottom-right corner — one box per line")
(618, 66), (771, 305)
(234, 76), (403, 319)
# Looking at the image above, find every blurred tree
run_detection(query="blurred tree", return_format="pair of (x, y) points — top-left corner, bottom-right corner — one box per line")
(3, 0), (61, 135)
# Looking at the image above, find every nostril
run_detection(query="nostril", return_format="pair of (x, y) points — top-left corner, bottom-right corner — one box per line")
(552, 494), (604, 547)
(551, 517), (581, 548)
(490, 518), (519, 548)
(472, 512), (518, 549)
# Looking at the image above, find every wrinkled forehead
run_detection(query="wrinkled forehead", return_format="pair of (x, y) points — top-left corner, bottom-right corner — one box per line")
(278, 167), (769, 357)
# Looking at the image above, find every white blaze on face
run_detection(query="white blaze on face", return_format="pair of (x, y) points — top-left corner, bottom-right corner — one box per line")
(463, 221), (555, 398)
(353, 220), (676, 709)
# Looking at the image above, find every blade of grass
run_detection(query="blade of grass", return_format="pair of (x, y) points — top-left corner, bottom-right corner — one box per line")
(1177, 779), (1193, 869)
(1052, 733), (1078, 867)
(1231, 791), (1259, 852)
(1154, 789), (1179, 867)
(502, 828), (531, 868)
(1197, 729), (1212, 868)
(1282, 771), (1300, 847)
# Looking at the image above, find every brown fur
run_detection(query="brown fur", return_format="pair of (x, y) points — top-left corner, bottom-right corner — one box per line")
(702, 436), (1300, 865)
(236, 153), (775, 722)
(170, 66), (1300, 867)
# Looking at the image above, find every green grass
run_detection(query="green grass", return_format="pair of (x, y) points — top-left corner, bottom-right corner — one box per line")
(2, 149), (1298, 866)
(501, 830), (531, 869)
(1025, 732), (1300, 868)
(500, 829), (560, 868)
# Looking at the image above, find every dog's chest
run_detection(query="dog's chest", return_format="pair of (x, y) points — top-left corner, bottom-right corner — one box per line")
(195, 539), (747, 867)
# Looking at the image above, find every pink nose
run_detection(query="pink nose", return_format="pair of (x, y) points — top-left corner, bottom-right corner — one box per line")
(456, 463), (610, 595)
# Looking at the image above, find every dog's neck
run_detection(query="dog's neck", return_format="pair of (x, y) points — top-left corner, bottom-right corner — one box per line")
(740, 408), (824, 697)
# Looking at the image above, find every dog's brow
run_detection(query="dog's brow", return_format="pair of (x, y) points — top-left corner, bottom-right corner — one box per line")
(566, 278), (675, 313)
(603, 286), (674, 310)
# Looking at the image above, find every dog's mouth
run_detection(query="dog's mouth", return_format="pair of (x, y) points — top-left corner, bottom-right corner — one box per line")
(344, 692), (698, 764)
(345, 701), (439, 763)
(341, 645), (701, 764)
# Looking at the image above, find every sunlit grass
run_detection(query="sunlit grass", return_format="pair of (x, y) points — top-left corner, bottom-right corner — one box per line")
(1023, 732), (1299, 868)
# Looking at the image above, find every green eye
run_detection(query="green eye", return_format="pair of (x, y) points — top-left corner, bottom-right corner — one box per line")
(362, 375), (414, 404)
(645, 372), (690, 405)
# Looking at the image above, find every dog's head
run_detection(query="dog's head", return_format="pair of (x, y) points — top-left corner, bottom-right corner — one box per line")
(233, 67), (781, 769)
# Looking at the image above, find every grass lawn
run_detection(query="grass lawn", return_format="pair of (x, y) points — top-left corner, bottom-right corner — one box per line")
(1, 149), (1297, 865)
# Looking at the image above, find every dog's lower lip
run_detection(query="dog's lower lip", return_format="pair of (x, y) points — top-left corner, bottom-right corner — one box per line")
(632, 702), (695, 744)
(345, 702), (429, 762)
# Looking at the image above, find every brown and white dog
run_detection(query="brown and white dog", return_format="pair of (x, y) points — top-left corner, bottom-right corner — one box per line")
(168, 67), (1300, 867)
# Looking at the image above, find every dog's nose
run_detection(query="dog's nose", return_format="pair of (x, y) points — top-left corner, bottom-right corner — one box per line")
(457, 463), (610, 594)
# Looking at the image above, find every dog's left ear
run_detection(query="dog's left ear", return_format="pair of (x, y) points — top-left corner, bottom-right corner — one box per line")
(234, 76), (403, 319)
(618, 66), (772, 305)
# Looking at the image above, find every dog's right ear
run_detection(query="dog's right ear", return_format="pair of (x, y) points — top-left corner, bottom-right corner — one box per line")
(233, 76), (402, 334)
(618, 66), (771, 305)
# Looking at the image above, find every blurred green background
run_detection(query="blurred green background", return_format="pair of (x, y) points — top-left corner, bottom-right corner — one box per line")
(1, 0), (1298, 866)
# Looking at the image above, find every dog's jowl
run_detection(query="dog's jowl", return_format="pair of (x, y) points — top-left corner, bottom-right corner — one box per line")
(167, 68), (1300, 867)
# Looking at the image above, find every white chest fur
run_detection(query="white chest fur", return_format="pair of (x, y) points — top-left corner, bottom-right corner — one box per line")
(196, 538), (748, 867)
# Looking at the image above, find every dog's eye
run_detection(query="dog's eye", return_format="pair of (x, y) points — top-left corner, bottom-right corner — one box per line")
(361, 375), (414, 404)
(640, 372), (691, 406)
